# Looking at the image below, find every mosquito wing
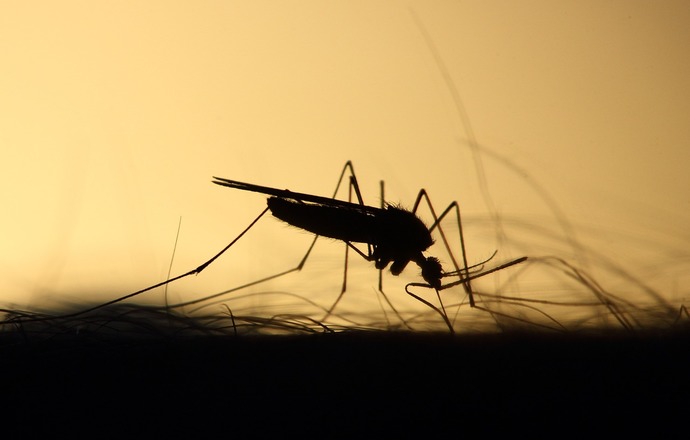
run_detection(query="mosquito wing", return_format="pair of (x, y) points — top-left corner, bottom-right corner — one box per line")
(212, 176), (382, 214)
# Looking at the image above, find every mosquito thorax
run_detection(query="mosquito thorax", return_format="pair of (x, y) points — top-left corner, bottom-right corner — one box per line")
(381, 205), (434, 252)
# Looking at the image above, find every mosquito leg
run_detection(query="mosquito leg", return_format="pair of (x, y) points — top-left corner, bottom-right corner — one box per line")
(271, 160), (367, 323)
(195, 207), (270, 273)
(317, 162), (360, 322)
(319, 163), (409, 328)
(378, 179), (384, 293)
(405, 283), (455, 334)
(281, 160), (362, 283)
(7, 207), (272, 325)
(322, 163), (375, 322)
(398, 189), (474, 331)
(323, 175), (409, 328)
(412, 190), (474, 306)
(374, 179), (410, 328)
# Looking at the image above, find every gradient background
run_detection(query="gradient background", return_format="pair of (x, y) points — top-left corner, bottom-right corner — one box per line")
(2, 1), (688, 329)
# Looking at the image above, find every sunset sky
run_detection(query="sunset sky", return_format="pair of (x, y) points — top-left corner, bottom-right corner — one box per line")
(1, 1), (688, 328)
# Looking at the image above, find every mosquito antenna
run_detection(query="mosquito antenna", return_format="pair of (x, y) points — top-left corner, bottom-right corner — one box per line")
(436, 256), (528, 291)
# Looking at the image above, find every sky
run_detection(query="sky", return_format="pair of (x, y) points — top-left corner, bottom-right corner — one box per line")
(1, 1), (689, 330)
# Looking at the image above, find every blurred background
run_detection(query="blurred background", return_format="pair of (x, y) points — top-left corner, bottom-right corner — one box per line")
(1, 1), (688, 331)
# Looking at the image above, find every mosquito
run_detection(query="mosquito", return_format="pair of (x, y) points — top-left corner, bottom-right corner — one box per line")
(213, 168), (445, 290)
(209, 161), (526, 331)
(2, 161), (525, 333)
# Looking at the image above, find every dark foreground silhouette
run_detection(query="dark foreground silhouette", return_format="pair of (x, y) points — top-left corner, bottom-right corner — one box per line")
(1, 307), (688, 438)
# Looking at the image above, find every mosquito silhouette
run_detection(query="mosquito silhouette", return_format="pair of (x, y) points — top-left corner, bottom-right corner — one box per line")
(1, 161), (525, 333)
(206, 161), (525, 330)
(213, 174), (444, 290)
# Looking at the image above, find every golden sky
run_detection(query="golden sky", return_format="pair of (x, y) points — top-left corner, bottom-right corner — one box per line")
(1, 1), (688, 327)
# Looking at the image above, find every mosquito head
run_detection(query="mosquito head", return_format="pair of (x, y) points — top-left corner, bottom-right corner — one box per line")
(417, 256), (443, 290)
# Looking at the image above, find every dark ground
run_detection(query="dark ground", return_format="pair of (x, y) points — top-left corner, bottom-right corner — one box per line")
(1, 328), (688, 437)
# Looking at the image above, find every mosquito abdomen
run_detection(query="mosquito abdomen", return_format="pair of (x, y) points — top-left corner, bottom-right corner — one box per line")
(268, 197), (434, 258)
(267, 197), (378, 244)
